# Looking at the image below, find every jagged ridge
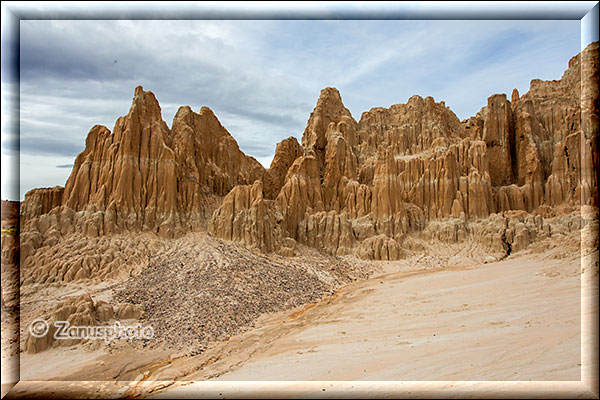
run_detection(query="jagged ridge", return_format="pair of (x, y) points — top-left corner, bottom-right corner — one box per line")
(20, 42), (598, 273)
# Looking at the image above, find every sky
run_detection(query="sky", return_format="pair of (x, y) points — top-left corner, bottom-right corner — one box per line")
(1, 5), (596, 200)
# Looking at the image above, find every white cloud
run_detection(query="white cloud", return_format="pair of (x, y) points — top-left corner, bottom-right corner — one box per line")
(9, 18), (583, 200)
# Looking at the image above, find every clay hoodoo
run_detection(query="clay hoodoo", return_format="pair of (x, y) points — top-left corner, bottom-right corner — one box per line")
(263, 136), (303, 200)
(20, 42), (599, 266)
(21, 186), (64, 220)
(21, 87), (268, 249)
(301, 87), (355, 179)
(209, 180), (283, 253)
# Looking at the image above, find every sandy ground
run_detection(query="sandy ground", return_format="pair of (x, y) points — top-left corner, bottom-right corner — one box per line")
(1, 306), (19, 398)
(150, 252), (582, 389)
(4, 242), (597, 398)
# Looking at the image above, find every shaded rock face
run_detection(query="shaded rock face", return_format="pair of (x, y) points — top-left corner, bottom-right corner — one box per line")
(209, 180), (282, 253)
(263, 136), (303, 200)
(20, 42), (599, 265)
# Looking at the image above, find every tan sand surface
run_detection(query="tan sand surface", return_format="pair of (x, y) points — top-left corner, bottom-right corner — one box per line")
(6, 247), (597, 399)
(149, 250), (589, 398)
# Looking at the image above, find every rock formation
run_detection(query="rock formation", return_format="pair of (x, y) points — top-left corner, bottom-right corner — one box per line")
(209, 180), (282, 253)
(50, 87), (265, 240)
(24, 293), (143, 354)
(21, 186), (64, 220)
(301, 87), (355, 178)
(19, 42), (599, 269)
(263, 136), (303, 200)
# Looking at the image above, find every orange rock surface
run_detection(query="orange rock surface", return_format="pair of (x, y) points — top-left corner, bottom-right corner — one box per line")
(20, 42), (599, 263)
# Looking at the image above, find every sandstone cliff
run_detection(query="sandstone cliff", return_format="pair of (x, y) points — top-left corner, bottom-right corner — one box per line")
(21, 186), (64, 220)
(209, 180), (283, 253)
(21, 86), (267, 248)
(20, 42), (598, 271)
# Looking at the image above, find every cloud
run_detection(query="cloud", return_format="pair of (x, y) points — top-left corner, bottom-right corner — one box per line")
(56, 164), (74, 169)
(12, 19), (583, 199)
(20, 136), (84, 157)
(19, 154), (76, 197)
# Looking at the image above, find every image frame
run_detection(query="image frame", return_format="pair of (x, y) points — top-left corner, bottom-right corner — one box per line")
(1, 1), (598, 398)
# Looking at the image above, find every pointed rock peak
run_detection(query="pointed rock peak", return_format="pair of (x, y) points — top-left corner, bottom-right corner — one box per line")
(198, 106), (225, 129)
(173, 105), (193, 120)
(175, 105), (193, 116)
(315, 87), (350, 115)
(134, 85), (145, 96)
(318, 87), (342, 100)
(199, 106), (217, 118)
(303, 87), (353, 147)
(511, 88), (520, 104)
(132, 85), (158, 103)
(129, 85), (163, 121)
(172, 106), (195, 131)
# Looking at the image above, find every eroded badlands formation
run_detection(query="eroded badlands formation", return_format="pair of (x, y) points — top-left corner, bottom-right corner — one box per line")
(13, 42), (599, 355)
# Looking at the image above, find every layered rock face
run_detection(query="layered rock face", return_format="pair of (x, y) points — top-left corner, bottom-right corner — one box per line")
(20, 42), (598, 267)
(60, 87), (265, 238)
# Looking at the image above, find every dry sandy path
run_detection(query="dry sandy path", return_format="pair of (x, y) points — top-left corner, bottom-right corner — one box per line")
(151, 251), (583, 399)
(6, 250), (593, 399)
(215, 256), (580, 381)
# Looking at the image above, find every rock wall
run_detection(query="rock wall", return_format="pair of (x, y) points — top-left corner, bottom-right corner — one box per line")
(21, 186), (64, 220)
(209, 180), (282, 253)
(20, 42), (599, 267)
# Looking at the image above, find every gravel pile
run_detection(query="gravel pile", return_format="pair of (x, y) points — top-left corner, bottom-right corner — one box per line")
(112, 234), (370, 354)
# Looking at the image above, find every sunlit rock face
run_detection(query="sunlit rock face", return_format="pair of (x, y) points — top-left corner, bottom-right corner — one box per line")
(20, 42), (599, 263)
